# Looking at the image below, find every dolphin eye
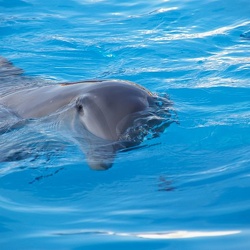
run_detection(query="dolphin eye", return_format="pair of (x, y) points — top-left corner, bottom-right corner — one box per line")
(76, 103), (84, 113)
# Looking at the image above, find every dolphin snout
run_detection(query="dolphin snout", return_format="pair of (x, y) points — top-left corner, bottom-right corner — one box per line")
(87, 160), (113, 171)
(84, 143), (116, 171)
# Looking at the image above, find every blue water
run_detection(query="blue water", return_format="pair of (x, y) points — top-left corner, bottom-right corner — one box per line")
(1, 0), (250, 249)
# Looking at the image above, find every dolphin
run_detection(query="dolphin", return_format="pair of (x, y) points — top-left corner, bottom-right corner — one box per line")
(0, 58), (173, 170)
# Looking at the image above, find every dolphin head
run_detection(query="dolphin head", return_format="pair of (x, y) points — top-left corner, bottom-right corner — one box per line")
(71, 82), (152, 170)
(71, 81), (171, 170)
(74, 82), (153, 141)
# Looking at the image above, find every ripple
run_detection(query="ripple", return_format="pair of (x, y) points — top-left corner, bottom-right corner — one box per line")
(0, 195), (78, 213)
(30, 228), (241, 239)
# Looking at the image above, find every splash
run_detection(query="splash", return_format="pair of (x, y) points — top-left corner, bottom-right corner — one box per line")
(119, 94), (177, 145)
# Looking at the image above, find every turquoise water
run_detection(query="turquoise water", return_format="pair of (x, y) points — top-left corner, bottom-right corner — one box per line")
(1, 0), (250, 249)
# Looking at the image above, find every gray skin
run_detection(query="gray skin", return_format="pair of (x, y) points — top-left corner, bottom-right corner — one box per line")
(0, 76), (156, 170)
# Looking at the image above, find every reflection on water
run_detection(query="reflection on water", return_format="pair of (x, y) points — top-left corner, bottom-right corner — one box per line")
(32, 229), (241, 239)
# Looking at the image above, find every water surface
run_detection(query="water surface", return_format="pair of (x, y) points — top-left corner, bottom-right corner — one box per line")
(0, 0), (250, 249)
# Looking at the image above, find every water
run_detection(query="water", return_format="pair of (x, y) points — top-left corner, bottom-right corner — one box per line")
(0, 0), (250, 249)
